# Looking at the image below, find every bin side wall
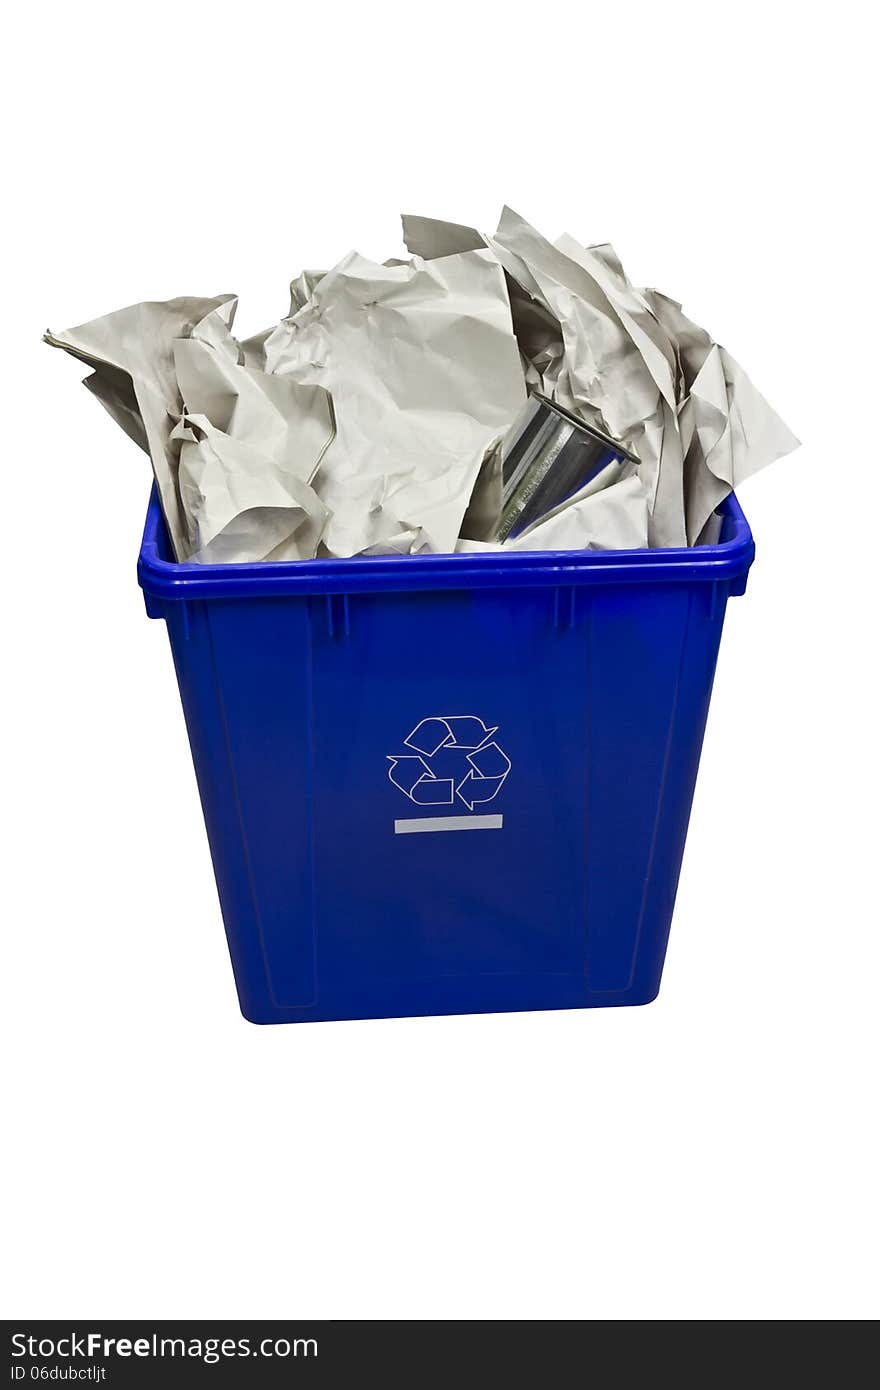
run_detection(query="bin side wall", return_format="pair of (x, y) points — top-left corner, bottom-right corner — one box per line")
(162, 579), (729, 1024)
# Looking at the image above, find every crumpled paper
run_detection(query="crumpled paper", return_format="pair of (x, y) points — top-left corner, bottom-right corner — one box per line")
(403, 208), (800, 548)
(45, 298), (336, 562)
(46, 207), (798, 562)
(260, 249), (526, 556)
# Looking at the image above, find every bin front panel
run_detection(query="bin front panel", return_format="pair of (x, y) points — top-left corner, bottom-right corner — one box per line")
(310, 586), (590, 991)
(189, 577), (723, 1020)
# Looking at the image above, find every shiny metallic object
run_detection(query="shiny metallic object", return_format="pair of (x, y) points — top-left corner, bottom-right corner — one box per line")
(497, 393), (639, 542)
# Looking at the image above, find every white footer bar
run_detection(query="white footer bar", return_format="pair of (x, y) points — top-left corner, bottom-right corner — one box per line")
(394, 814), (503, 835)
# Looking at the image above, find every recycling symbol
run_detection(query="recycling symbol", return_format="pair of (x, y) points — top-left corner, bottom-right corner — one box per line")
(387, 716), (511, 812)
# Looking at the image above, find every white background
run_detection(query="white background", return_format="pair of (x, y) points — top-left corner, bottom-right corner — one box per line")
(3, 1), (878, 1321)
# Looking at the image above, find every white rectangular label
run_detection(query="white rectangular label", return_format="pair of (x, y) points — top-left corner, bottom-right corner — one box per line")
(394, 814), (504, 835)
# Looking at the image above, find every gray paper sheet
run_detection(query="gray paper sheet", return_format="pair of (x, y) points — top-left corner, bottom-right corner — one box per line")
(46, 207), (798, 562)
(404, 209), (799, 550)
(262, 249), (526, 556)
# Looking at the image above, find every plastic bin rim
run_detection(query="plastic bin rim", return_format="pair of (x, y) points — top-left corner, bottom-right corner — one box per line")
(137, 486), (755, 600)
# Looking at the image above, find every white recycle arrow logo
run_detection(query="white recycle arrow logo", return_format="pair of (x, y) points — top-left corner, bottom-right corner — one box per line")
(387, 716), (511, 812)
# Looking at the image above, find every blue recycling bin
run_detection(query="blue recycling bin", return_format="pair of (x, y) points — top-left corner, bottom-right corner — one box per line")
(138, 486), (754, 1024)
